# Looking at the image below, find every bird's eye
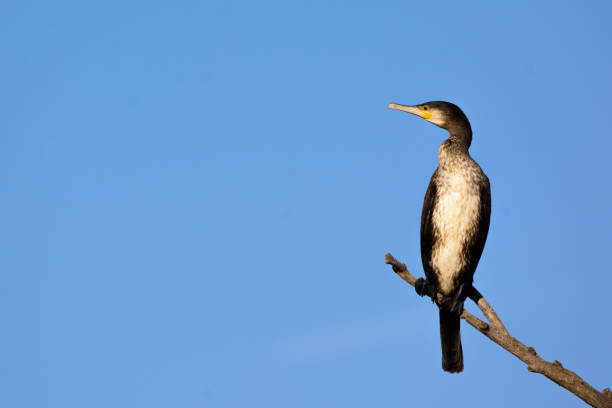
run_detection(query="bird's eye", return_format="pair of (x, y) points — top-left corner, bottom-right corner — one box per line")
(423, 106), (429, 111)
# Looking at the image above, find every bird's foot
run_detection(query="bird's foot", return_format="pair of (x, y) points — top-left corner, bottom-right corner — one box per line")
(438, 296), (463, 316)
(449, 298), (465, 316)
(440, 283), (468, 316)
(415, 278), (437, 302)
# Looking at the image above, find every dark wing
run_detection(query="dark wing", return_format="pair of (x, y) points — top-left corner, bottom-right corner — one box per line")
(420, 169), (439, 287)
(460, 174), (491, 285)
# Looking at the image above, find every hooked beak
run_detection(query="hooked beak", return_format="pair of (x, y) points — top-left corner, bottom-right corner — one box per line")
(388, 103), (431, 120)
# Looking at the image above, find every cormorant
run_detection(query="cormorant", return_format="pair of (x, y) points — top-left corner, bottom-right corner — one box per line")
(388, 101), (491, 373)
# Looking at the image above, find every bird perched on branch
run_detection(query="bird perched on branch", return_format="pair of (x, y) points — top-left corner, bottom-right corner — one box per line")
(388, 101), (491, 373)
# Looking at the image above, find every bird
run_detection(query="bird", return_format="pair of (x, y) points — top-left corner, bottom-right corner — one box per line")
(388, 101), (491, 373)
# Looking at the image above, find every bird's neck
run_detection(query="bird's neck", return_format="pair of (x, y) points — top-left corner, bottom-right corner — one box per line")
(447, 123), (472, 148)
(438, 134), (472, 169)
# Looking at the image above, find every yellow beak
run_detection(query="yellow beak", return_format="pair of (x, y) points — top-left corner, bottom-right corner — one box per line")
(388, 103), (431, 120)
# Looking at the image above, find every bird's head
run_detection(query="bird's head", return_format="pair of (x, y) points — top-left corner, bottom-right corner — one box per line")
(387, 101), (469, 131)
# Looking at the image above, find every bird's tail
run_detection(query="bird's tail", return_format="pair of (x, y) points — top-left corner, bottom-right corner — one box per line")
(439, 308), (463, 373)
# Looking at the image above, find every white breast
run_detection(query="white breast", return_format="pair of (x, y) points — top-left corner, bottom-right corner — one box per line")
(431, 171), (481, 295)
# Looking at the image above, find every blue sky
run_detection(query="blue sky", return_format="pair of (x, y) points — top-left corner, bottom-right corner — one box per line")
(2, 1), (612, 407)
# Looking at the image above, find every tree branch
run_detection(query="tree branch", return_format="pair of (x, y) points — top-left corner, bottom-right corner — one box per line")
(385, 253), (612, 408)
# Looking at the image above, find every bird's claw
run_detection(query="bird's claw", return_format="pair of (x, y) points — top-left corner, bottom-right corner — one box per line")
(440, 283), (467, 316)
(415, 278), (437, 302)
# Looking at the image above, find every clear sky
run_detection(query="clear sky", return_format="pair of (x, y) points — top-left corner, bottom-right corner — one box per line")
(3, 1), (612, 407)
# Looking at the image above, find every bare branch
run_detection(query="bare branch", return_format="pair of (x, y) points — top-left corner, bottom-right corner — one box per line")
(385, 253), (612, 408)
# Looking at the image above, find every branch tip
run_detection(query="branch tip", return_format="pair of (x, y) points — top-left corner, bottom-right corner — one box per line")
(471, 318), (488, 331)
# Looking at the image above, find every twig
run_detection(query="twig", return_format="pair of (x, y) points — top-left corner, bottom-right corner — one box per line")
(385, 253), (612, 408)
